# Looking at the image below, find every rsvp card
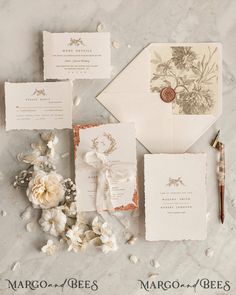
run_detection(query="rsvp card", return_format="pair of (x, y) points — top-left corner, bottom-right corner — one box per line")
(145, 153), (207, 241)
(43, 31), (111, 80)
(73, 123), (138, 212)
(5, 81), (72, 130)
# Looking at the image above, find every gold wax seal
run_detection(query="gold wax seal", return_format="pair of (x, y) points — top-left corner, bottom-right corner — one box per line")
(160, 87), (176, 103)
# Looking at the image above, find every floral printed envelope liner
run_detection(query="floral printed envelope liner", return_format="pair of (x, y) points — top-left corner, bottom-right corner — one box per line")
(150, 44), (220, 115)
(73, 123), (138, 212)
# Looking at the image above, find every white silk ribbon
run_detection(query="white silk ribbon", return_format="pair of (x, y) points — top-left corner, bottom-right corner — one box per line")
(84, 151), (136, 212)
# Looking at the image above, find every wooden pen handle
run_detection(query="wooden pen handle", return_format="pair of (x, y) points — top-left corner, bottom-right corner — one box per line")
(220, 185), (225, 224)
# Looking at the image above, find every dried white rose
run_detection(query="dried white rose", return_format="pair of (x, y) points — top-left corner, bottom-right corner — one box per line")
(41, 240), (57, 255)
(39, 208), (67, 237)
(27, 171), (64, 209)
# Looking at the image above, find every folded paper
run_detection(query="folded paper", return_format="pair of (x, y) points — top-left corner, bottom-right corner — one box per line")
(145, 153), (207, 241)
(5, 81), (72, 130)
(97, 43), (222, 153)
(73, 123), (138, 212)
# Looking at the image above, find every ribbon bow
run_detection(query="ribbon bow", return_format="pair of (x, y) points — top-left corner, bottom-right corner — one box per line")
(84, 151), (135, 212)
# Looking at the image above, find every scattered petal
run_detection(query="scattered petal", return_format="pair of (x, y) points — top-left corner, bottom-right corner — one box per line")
(112, 40), (120, 49)
(150, 259), (160, 269)
(148, 273), (159, 279)
(61, 152), (70, 159)
(41, 240), (57, 255)
(126, 235), (138, 245)
(20, 206), (32, 221)
(1, 210), (7, 217)
(129, 255), (139, 264)
(73, 95), (81, 106)
(26, 222), (34, 232)
(11, 261), (20, 272)
(206, 212), (210, 222)
(97, 23), (104, 32)
(205, 247), (214, 257)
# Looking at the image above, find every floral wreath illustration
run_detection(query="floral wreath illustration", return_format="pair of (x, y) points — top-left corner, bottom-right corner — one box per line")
(91, 132), (117, 156)
(150, 46), (218, 115)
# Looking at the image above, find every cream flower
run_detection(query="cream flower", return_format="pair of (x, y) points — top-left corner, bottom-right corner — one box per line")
(100, 234), (118, 254)
(41, 240), (57, 255)
(26, 171), (64, 209)
(39, 208), (67, 237)
(66, 223), (88, 252)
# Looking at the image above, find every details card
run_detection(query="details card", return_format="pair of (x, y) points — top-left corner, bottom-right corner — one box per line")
(43, 31), (111, 80)
(145, 153), (207, 241)
(5, 81), (72, 130)
(73, 123), (138, 212)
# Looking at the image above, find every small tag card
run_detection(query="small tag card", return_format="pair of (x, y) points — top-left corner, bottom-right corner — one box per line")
(145, 153), (207, 241)
(5, 81), (72, 130)
(73, 123), (138, 212)
(43, 31), (111, 80)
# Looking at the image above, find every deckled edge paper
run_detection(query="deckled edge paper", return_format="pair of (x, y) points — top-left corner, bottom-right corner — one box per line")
(144, 153), (207, 241)
(5, 81), (72, 131)
(73, 124), (139, 211)
(43, 31), (111, 80)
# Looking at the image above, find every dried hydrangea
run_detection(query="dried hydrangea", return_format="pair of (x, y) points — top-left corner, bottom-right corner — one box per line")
(41, 240), (57, 255)
(39, 208), (67, 237)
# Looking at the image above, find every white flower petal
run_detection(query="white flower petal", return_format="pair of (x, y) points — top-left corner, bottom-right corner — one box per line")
(11, 261), (20, 272)
(129, 255), (139, 264)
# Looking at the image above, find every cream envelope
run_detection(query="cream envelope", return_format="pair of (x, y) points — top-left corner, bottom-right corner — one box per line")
(96, 43), (222, 153)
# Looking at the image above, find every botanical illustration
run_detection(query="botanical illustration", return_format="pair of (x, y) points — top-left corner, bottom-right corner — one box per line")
(32, 89), (46, 96)
(68, 37), (85, 46)
(91, 132), (117, 156)
(150, 45), (219, 115)
(166, 177), (185, 187)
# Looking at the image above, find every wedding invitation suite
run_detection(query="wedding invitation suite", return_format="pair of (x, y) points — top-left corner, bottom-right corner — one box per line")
(43, 31), (111, 80)
(5, 81), (72, 130)
(145, 154), (207, 241)
(73, 123), (138, 212)
(97, 43), (222, 153)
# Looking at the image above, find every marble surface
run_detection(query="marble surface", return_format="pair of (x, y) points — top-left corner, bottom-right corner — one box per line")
(0, 0), (236, 294)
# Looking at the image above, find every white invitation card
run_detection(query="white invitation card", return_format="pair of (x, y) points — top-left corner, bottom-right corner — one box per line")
(145, 153), (207, 241)
(5, 81), (72, 130)
(73, 123), (138, 212)
(43, 31), (111, 80)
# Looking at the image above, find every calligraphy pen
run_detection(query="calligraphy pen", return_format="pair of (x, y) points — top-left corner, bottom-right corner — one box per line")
(211, 130), (225, 224)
